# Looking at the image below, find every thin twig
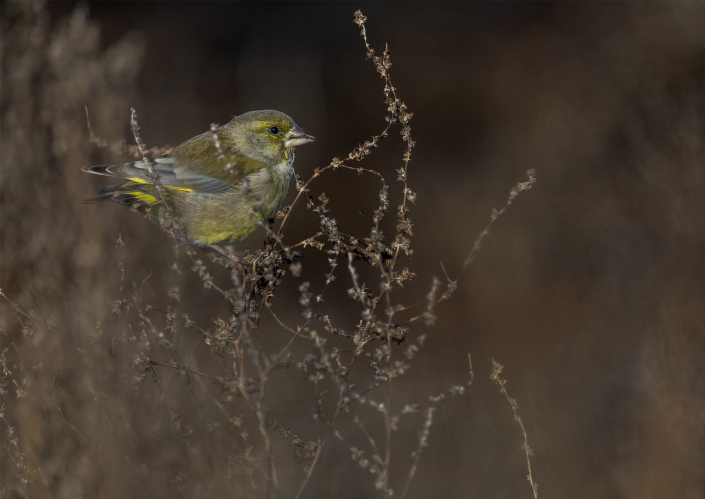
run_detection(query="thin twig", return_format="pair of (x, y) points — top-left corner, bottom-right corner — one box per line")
(490, 360), (539, 499)
(400, 405), (436, 499)
(403, 169), (537, 325)
(149, 360), (217, 381)
(0, 290), (30, 323)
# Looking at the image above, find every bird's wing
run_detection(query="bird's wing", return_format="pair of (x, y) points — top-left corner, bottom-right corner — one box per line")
(83, 126), (268, 194)
(168, 129), (269, 180)
(82, 157), (236, 194)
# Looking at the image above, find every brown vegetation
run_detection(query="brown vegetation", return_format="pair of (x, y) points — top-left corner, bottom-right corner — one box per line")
(2, 2), (704, 498)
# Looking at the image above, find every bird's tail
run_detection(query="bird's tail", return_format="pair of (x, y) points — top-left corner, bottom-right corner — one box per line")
(83, 182), (159, 205)
(82, 165), (159, 204)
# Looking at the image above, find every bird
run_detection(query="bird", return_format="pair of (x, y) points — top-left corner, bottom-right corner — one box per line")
(82, 110), (314, 247)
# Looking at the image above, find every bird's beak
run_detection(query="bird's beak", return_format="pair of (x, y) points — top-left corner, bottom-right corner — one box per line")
(285, 125), (315, 148)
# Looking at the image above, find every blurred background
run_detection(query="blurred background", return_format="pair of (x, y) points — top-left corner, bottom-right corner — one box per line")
(2, 1), (704, 498)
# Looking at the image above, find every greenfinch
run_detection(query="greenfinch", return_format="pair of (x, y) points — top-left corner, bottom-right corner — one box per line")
(83, 110), (314, 245)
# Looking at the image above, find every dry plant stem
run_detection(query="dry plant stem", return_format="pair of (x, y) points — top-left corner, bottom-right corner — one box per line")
(209, 122), (236, 172)
(132, 428), (190, 458)
(356, 14), (416, 495)
(347, 253), (372, 316)
(287, 375), (346, 499)
(149, 360), (215, 381)
(257, 28), (406, 481)
(265, 303), (307, 344)
(353, 12), (416, 343)
(132, 293), (162, 338)
(184, 249), (233, 299)
(263, 240), (346, 375)
(233, 319), (278, 498)
(0, 290), (31, 324)
(206, 243), (243, 271)
(85, 105), (172, 158)
(1, 347), (29, 398)
(85, 104), (107, 147)
(129, 107), (149, 163)
(265, 298), (342, 374)
(234, 355), (277, 494)
(383, 402), (392, 495)
(400, 405), (435, 499)
(269, 164), (388, 371)
(129, 108), (185, 250)
(355, 11), (414, 284)
(404, 169), (536, 325)
(276, 129), (393, 239)
(491, 360), (539, 499)
(192, 374), (272, 482)
(345, 31), (416, 494)
(291, 443), (324, 499)
(51, 379), (89, 443)
(355, 415), (382, 459)
(455, 169), (537, 280)
(288, 231), (324, 249)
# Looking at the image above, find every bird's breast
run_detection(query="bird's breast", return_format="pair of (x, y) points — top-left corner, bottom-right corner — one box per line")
(245, 157), (293, 215)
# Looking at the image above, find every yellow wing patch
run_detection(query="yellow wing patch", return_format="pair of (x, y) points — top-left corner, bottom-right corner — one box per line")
(126, 191), (158, 204)
(127, 177), (193, 192)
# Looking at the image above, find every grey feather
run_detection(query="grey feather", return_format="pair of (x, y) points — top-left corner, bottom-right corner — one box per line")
(82, 159), (235, 194)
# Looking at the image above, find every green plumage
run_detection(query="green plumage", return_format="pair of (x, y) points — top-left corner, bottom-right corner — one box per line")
(83, 110), (314, 244)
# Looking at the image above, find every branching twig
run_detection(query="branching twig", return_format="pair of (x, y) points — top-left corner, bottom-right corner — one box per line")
(490, 360), (539, 499)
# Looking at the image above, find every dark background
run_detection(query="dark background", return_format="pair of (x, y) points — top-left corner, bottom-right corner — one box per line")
(2, 2), (705, 498)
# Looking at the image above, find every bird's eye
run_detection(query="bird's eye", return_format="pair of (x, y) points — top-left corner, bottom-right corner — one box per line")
(268, 126), (280, 135)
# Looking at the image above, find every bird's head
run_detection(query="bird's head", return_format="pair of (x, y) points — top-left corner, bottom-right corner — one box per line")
(225, 110), (315, 164)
